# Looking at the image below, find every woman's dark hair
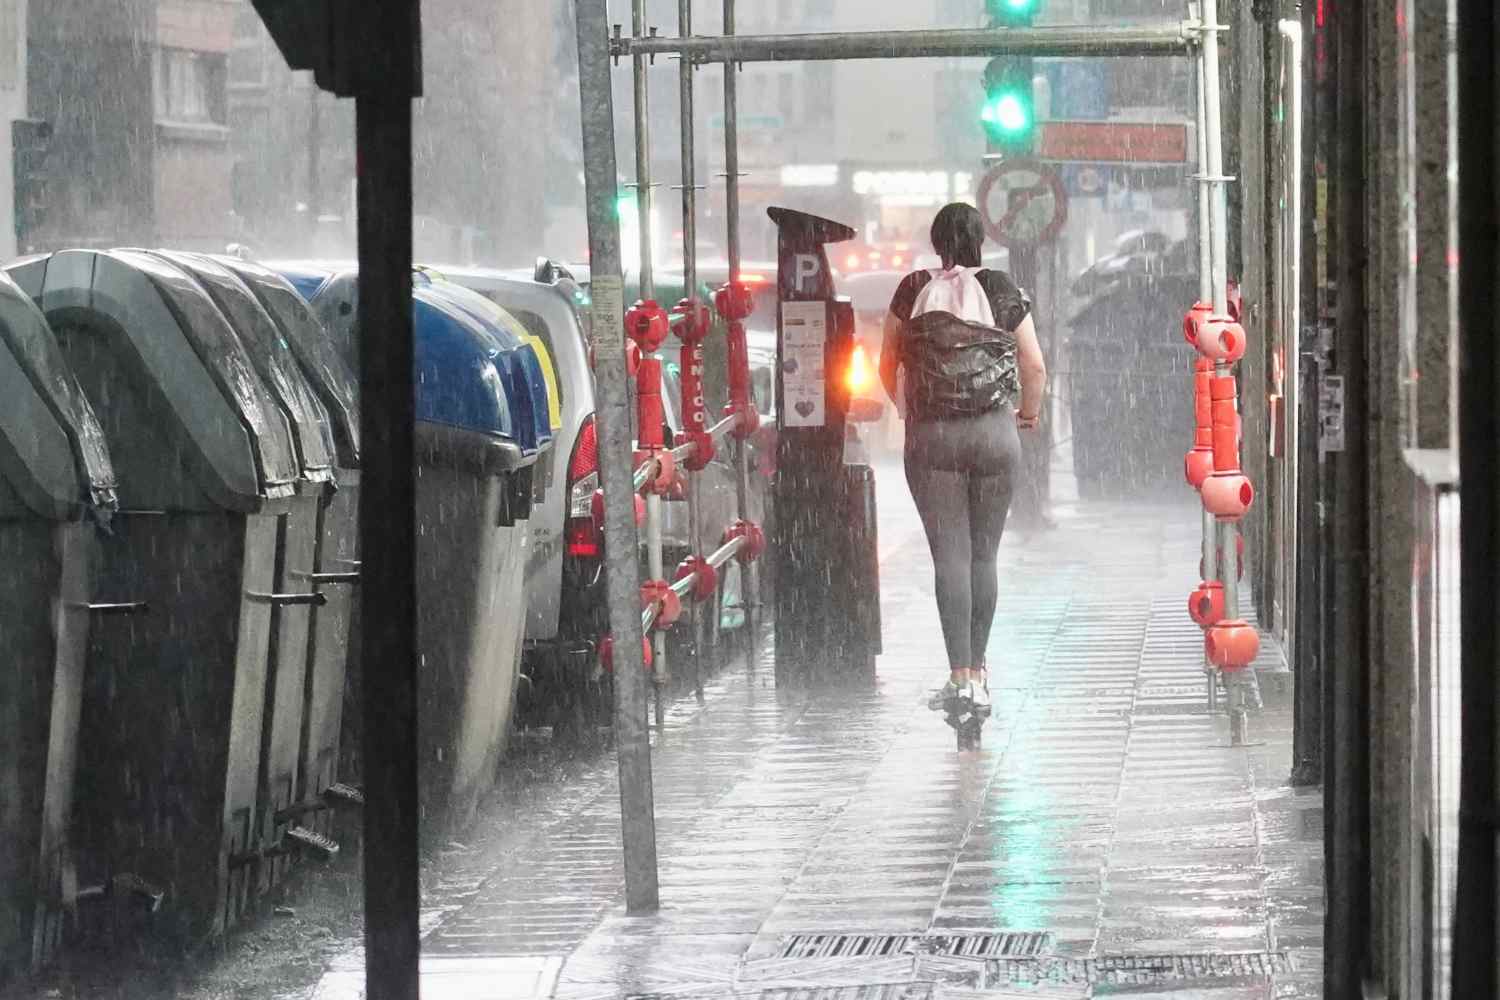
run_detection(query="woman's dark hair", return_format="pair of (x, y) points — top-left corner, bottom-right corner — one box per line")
(930, 202), (986, 269)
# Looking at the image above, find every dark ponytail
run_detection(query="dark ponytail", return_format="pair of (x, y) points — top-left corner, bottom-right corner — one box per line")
(930, 202), (986, 269)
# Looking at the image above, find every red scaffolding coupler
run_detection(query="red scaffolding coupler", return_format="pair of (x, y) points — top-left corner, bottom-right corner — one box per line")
(672, 298), (716, 471)
(673, 556), (719, 604)
(624, 299), (671, 352)
(636, 358), (665, 451)
(715, 282), (759, 439)
(1202, 374), (1254, 521)
(1188, 581), (1226, 628)
(1206, 619), (1260, 670)
(1194, 315), (1247, 364)
(722, 520), (766, 564)
(640, 579), (683, 629)
(1183, 301), (1213, 347)
(1184, 356), (1215, 489)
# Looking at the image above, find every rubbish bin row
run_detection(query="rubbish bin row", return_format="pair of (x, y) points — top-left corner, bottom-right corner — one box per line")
(0, 249), (553, 979)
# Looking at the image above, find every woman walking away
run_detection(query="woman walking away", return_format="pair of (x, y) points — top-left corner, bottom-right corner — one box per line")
(879, 202), (1048, 719)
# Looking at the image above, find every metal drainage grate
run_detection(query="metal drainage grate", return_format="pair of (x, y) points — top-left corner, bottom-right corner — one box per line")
(778, 932), (1052, 960)
(988, 951), (1293, 986)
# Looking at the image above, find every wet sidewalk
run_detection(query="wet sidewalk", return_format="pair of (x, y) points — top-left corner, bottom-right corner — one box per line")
(307, 470), (1324, 1000)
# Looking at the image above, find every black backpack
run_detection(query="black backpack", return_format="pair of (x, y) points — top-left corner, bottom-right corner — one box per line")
(901, 311), (1020, 421)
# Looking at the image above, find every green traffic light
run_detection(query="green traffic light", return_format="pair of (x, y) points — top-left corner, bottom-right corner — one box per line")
(982, 93), (1031, 135)
(987, 0), (1038, 23)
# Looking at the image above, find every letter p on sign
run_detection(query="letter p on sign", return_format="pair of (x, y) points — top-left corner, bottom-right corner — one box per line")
(794, 253), (820, 293)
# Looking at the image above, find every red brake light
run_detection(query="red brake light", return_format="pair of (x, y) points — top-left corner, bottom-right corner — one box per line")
(569, 415), (598, 481)
(565, 519), (600, 558)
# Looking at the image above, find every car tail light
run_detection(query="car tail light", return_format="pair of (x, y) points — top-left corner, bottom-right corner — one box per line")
(566, 415), (601, 556)
(565, 518), (600, 558)
(846, 342), (874, 394)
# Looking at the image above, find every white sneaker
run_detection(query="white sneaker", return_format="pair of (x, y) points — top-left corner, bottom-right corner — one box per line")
(967, 678), (991, 718)
(928, 680), (963, 712)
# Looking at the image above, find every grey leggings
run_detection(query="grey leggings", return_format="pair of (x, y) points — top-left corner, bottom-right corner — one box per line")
(904, 405), (1022, 670)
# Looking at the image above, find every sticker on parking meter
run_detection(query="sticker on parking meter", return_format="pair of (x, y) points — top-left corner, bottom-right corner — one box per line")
(591, 275), (625, 355)
(781, 300), (827, 427)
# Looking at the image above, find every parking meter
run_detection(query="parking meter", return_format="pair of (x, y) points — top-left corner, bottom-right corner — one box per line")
(768, 207), (882, 686)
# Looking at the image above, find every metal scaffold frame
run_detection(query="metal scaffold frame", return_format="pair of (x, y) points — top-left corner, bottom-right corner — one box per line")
(572, 0), (1214, 913)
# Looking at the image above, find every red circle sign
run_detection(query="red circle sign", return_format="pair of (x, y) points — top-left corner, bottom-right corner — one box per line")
(977, 160), (1068, 248)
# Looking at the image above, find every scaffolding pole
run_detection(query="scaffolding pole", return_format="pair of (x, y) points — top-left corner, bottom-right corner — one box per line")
(631, 0), (669, 727)
(721, 0), (762, 672)
(678, 0), (706, 704)
(611, 23), (1192, 62)
(1193, 3), (1219, 715)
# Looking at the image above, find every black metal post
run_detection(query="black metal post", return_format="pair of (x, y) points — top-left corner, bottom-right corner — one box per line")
(1289, 0), (1322, 790)
(1324, 0), (1371, 993)
(357, 90), (420, 1000)
(1452, 0), (1500, 992)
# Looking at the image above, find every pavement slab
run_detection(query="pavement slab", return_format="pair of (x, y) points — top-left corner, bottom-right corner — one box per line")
(295, 472), (1323, 1000)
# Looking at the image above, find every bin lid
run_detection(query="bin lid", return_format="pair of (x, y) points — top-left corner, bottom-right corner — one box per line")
(285, 266), (538, 453)
(0, 270), (118, 519)
(411, 287), (525, 447)
(212, 257), (359, 466)
(420, 278), (555, 453)
(7, 250), (301, 510)
(150, 251), (338, 483)
(278, 267), (360, 375)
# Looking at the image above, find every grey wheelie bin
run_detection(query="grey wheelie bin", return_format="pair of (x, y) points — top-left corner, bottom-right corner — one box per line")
(286, 266), (541, 832)
(412, 287), (540, 830)
(5, 248), (311, 947)
(213, 256), (362, 846)
(0, 272), (118, 981)
(148, 250), (348, 888)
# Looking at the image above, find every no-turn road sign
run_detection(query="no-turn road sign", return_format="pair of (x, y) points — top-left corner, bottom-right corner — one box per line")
(977, 160), (1068, 249)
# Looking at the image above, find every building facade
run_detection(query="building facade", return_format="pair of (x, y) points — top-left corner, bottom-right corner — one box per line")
(22, 0), (237, 254)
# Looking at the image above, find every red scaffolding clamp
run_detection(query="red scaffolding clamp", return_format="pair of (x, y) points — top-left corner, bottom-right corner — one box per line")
(640, 579), (684, 629)
(673, 555), (719, 604)
(624, 299), (671, 352)
(1206, 619), (1260, 670)
(1184, 356), (1215, 490)
(633, 357), (680, 496)
(722, 519), (766, 565)
(673, 297), (716, 471)
(715, 281), (760, 440)
(1201, 374), (1254, 521)
(1188, 581), (1226, 627)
